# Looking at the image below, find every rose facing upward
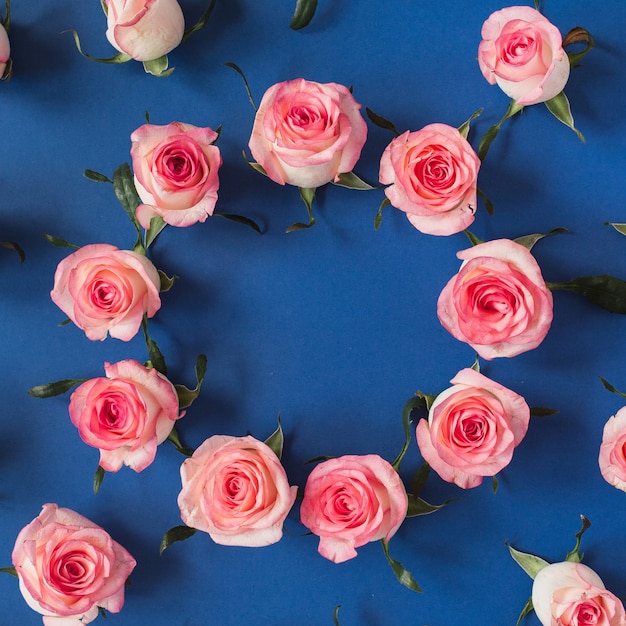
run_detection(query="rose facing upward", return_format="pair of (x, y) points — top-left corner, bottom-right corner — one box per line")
(478, 6), (570, 105)
(12, 504), (136, 626)
(248, 78), (368, 189)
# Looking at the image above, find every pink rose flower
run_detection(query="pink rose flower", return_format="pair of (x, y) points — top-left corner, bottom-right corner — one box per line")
(0, 22), (10, 79)
(599, 406), (626, 492)
(532, 561), (626, 626)
(415, 368), (530, 489)
(379, 124), (481, 236)
(50, 243), (161, 342)
(69, 359), (182, 472)
(105, 0), (185, 62)
(178, 435), (297, 547)
(248, 78), (368, 189)
(131, 122), (222, 228)
(11, 504), (136, 626)
(478, 6), (570, 106)
(437, 238), (553, 359)
(300, 454), (408, 564)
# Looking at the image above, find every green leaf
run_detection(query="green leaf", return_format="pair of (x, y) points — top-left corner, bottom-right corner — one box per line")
(146, 216), (167, 249)
(544, 92), (584, 142)
(514, 227), (568, 250)
(463, 229), (483, 246)
(564, 27), (595, 67)
(224, 62), (257, 111)
(605, 222), (626, 238)
(28, 378), (86, 398)
(0, 240), (25, 262)
(141, 316), (167, 375)
(113, 163), (142, 231)
(174, 354), (208, 409)
(264, 415), (284, 460)
(565, 515), (591, 563)
(182, 0), (216, 43)
(515, 597), (534, 626)
(411, 461), (430, 498)
(44, 234), (80, 249)
(477, 100), (524, 161)
(158, 270), (178, 293)
(286, 187), (317, 233)
(365, 107), (401, 137)
(406, 495), (454, 518)
(98, 607), (108, 619)
(476, 187), (494, 216)
(94, 465), (105, 495)
(332, 171), (377, 190)
(530, 406), (559, 417)
(381, 540), (422, 592)
(167, 427), (194, 457)
(599, 377), (626, 399)
(242, 150), (268, 177)
(333, 605), (341, 626)
(457, 108), (483, 140)
(508, 544), (550, 579)
(290, 0), (318, 29)
(0, 566), (17, 577)
(304, 455), (337, 464)
(374, 197), (390, 231)
(392, 395), (428, 471)
(214, 212), (263, 234)
(470, 354), (480, 373)
(84, 169), (112, 183)
(142, 55), (174, 77)
(547, 275), (626, 314)
(69, 30), (132, 64)
(2, 0), (10, 31)
(160, 525), (197, 554)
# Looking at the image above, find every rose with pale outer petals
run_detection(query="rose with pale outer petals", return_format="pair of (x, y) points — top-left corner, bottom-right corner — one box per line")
(437, 238), (553, 359)
(248, 78), (368, 189)
(12, 504), (136, 626)
(50, 243), (161, 342)
(599, 406), (626, 492)
(0, 23), (9, 79)
(105, 0), (185, 62)
(300, 454), (408, 563)
(532, 561), (626, 626)
(415, 368), (530, 489)
(69, 359), (182, 472)
(478, 6), (570, 106)
(131, 122), (222, 228)
(178, 435), (297, 547)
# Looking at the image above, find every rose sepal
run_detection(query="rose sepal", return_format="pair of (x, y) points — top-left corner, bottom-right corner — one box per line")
(544, 92), (584, 142)
(365, 107), (401, 137)
(174, 354), (207, 409)
(514, 227), (568, 250)
(332, 171), (377, 191)
(564, 26), (595, 68)
(547, 275), (626, 314)
(381, 539), (422, 592)
(286, 187), (317, 233)
(159, 524), (197, 554)
(457, 108), (483, 140)
(181, 0), (217, 43)
(143, 55), (174, 78)
(214, 212), (263, 234)
(599, 377), (626, 399)
(0, 566), (17, 577)
(405, 494), (453, 518)
(94, 465), (105, 494)
(27, 378), (87, 398)
(477, 100), (524, 161)
(0, 240), (24, 261)
(69, 29), (132, 65)
(264, 415), (285, 460)
(606, 222), (626, 238)
(290, 0), (318, 30)
(166, 427), (194, 457)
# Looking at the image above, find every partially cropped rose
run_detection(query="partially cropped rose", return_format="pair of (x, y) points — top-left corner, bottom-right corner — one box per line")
(437, 238), (553, 359)
(599, 406), (626, 492)
(12, 504), (136, 626)
(0, 22), (10, 80)
(532, 561), (626, 626)
(248, 78), (368, 189)
(178, 435), (297, 547)
(105, 0), (185, 62)
(300, 454), (407, 563)
(478, 6), (570, 106)
(415, 368), (530, 489)
(69, 359), (182, 472)
(50, 243), (161, 342)
(131, 122), (222, 228)
(379, 124), (481, 236)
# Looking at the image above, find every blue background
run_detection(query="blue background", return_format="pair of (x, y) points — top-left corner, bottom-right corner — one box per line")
(1, 1), (626, 624)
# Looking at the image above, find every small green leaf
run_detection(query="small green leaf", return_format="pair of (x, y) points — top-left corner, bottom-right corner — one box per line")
(508, 544), (550, 579)
(44, 234), (80, 249)
(411, 462), (430, 498)
(286, 187), (317, 233)
(365, 107), (401, 137)
(381, 540), (422, 592)
(304, 455), (336, 464)
(242, 151), (268, 177)
(0, 240), (25, 262)
(530, 406), (559, 417)
(515, 597), (534, 626)
(605, 222), (626, 238)
(69, 30), (132, 64)
(98, 607), (108, 619)
(141, 316), (167, 375)
(167, 427), (194, 457)
(182, 0), (216, 43)
(214, 212), (263, 234)
(146, 216), (167, 249)
(463, 229), (483, 246)
(83, 169), (112, 183)
(392, 395), (429, 471)
(514, 228), (568, 250)
(264, 414), (284, 460)
(158, 270), (178, 293)
(94, 465), (105, 495)
(470, 355), (480, 373)
(547, 275), (626, 314)
(406, 495), (454, 518)
(565, 515), (591, 563)
(477, 100), (524, 161)
(28, 378), (87, 398)
(224, 62), (257, 111)
(0, 567), (17, 577)
(333, 605), (341, 626)
(476, 187), (494, 216)
(2, 0), (10, 31)
(332, 171), (377, 190)
(492, 475), (499, 493)
(160, 525), (197, 554)
(545, 92), (584, 142)
(143, 55), (174, 77)
(112, 163), (143, 241)
(599, 377), (626, 399)
(374, 197), (390, 231)
(564, 26), (595, 67)
(457, 108), (483, 140)
(290, 0), (318, 29)
(174, 354), (208, 410)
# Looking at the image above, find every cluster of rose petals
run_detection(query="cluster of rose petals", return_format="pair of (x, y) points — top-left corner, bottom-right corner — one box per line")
(0, 22), (9, 79)
(105, 0), (185, 62)
(50, 243), (161, 342)
(69, 359), (182, 473)
(379, 124), (481, 236)
(178, 435), (297, 547)
(299, 454), (408, 563)
(478, 5), (570, 105)
(598, 406), (626, 492)
(131, 122), (222, 228)
(248, 78), (368, 189)
(415, 368), (530, 489)
(11, 504), (136, 626)
(532, 561), (626, 626)
(437, 238), (553, 359)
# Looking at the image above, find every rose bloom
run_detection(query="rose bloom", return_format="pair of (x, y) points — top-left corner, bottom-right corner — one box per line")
(300, 454), (408, 564)
(379, 123), (481, 236)
(532, 561), (626, 626)
(478, 6), (570, 106)
(0, 22), (9, 79)
(131, 122), (222, 228)
(599, 406), (626, 492)
(437, 238), (553, 359)
(12, 504), (136, 626)
(248, 78), (368, 189)
(415, 368), (530, 489)
(50, 243), (161, 342)
(178, 435), (297, 547)
(105, 0), (185, 62)
(69, 359), (182, 472)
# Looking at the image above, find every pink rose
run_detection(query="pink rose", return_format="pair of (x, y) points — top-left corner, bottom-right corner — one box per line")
(50, 243), (161, 342)
(599, 406), (626, 491)
(11, 504), (136, 626)
(300, 454), (408, 563)
(68, 359), (182, 472)
(437, 238), (553, 359)
(379, 124), (481, 236)
(415, 368), (530, 489)
(105, 0), (185, 62)
(0, 22), (10, 80)
(131, 122), (222, 228)
(178, 435), (297, 547)
(532, 561), (626, 626)
(478, 6), (570, 106)
(248, 78), (368, 189)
